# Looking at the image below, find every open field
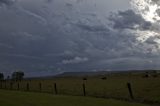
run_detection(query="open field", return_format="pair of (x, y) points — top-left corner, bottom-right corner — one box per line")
(0, 89), (150, 106)
(1, 72), (160, 105)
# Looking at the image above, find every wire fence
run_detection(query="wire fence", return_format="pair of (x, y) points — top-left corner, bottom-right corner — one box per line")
(0, 78), (159, 105)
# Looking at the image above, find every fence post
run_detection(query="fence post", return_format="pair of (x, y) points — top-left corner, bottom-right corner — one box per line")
(54, 83), (58, 95)
(127, 82), (134, 99)
(17, 83), (19, 90)
(10, 82), (13, 90)
(39, 83), (42, 92)
(82, 83), (86, 96)
(4, 81), (6, 89)
(0, 80), (2, 89)
(26, 83), (29, 91)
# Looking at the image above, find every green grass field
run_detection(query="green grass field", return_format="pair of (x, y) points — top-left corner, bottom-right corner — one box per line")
(1, 72), (160, 105)
(0, 89), (150, 106)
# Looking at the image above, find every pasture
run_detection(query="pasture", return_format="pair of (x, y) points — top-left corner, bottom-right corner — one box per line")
(0, 89), (150, 106)
(0, 72), (160, 105)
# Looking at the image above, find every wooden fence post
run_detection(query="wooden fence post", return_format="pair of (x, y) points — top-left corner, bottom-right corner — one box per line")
(127, 82), (134, 99)
(0, 81), (2, 89)
(82, 83), (86, 96)
(39, 83), (42, 92)
(17, 83), (19, 90)
(26, 83), (29, 91)
(10, 82), (13, 90)
(4, 81), (6, 89)
(54, 83), (58, 95)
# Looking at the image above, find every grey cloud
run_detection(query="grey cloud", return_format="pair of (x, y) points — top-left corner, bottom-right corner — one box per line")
(156, 8), (160, 17)
(97, 57), (160, 70)
(76, 0), (84, 3)
(18, 8), (47, 25)
(1, 0), (160, 77)
(0, 53), (43, 60)
(151, 0), (160, 5)
(65, 3), (73, 8)
(0, 43), (13, 49)
(45, 0), (54, 3)
(73, 21), (108, 32)
(0, 0), (15, 6)
(145, 36), (159, 44)
(109, 10), (152, 30)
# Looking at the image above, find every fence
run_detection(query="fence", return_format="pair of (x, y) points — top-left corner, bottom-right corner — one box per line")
(1, 77), (160, 106)
(0, 80), (134, 100)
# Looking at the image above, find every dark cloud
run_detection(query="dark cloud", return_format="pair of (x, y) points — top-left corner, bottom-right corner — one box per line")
(65, 3), (73, 7)
(0, 0), (15, 6)
(0, 0), (160, 77)
(45, 0), (54, 3)
(76, 0), (84, 3)
(73, 21), (108, 32)
(108, 10), (152, 30)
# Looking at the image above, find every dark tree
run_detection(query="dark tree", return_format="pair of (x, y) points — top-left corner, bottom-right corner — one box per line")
(7, 76), (10, 80)
(12, 71), (24, 81)
(0, 73), (4, 80)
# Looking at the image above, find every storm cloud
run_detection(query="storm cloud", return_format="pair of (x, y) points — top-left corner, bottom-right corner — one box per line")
(0, 0), (160, 77)
(108, 9), (152, 30)
(0, 0), (15, 6)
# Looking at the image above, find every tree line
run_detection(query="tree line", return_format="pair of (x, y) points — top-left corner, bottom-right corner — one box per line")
(0, 71), (24, 81)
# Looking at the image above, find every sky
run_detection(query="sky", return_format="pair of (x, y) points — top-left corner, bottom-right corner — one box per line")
(0, 0), (160, 77)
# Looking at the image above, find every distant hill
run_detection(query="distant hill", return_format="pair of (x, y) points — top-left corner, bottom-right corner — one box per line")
(55, 71), (109, 77)
(26, 70), (160, 79)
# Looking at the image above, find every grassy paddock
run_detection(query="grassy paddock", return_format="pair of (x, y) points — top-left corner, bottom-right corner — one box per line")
(0, 89), (150, 106)
(1, 73), (160, 104)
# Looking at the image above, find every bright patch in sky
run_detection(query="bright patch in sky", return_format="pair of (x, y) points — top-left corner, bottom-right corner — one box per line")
(131, 0), (160, 23)
(131, 0), (160, 44)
